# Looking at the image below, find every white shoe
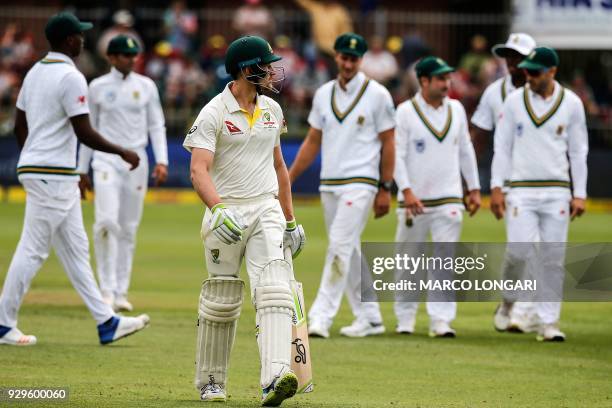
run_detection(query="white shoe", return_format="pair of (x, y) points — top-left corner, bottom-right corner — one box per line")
(98, 314), (150, 345)
(0, 327), (37, 346)
(200, 375), (226, 402)
(308, 321), (330, 339)
(340, 320), (385, 338)
(396, 317), (416, 334)
(536, 323), (566, 342)
(493, 302), (512, 332)
(429, 320), (456, 338)
(114, 296), (133, 312)
(508, 312), (540, 333)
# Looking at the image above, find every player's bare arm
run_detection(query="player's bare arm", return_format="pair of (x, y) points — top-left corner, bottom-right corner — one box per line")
(288, 127), (322, 183)
(70, 114), (139, 169)
(189, 147), (222, 209)
(14, 108), (28, 148)
(374, 128), (395, 218)
(274, 145), (295, 221)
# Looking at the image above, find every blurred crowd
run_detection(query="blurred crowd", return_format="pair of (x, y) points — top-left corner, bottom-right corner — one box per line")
(0, 0), (610, 139)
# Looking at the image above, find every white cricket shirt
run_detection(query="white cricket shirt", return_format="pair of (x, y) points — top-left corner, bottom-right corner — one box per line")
(491, 82), (588, 198)
(16, 52), (89, 181)
(471, 74), (516, 131)
(308, 72), (395, 192)
(183, 82), (286, 200)
(395, 92), (480, 208)
(77, 67), (167, 172)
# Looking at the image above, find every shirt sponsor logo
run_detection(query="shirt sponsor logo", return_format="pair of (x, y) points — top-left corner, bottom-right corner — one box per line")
(415, 138), (426, 153)
(262, 111), (277, 128)
(357, 115), (365, 125)
(188, 125), (197, 134)
(225, 120), (243, 134)
(556, 125), (564, 135)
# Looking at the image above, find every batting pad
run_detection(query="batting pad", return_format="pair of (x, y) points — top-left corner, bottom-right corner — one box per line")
(255, 259), (295, 389)
(195, 277), (244, 389)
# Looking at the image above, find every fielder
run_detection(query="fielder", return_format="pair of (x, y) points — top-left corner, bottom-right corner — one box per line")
(289, 33), (395, 338)
(0, 13), (149, 346)
(491, 47), (588, 342)
(471, 33), (537, 332)
(183, 35), (305, 405)
(394, 56), (481, 337)
(77, 34), (168, 312)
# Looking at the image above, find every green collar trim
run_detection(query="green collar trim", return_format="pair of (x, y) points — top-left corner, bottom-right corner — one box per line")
(411, 98), (452, 142)
(331, 78), (370, 123)
(523, 86), (565, 128)
(501, 78), (507, 102)
(40, 58), (68, 64)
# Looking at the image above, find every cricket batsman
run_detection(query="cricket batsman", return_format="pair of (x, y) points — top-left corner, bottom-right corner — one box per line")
(394, 56), (481, 337)
(183, 35), (306, 405)
(78, 34), (168, 312)
(0, 12), (149, 346)
(289, 33), (395, 338)
(470, 33), (538, 332)
(491, 47), (588, 342)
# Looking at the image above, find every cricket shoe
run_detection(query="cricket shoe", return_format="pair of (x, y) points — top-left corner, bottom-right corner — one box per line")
(113, 296), (134, 313)
(536, 324), (566, 342)
(200, 375), (226, 402)
(308, 321), (329, 338)
(493, 302), (513, 332)
(0, 326), (37, 346)
(508, 312), (539, 334)
(340, 319), (385, 337)
(429, 320), (456, 338)
(98, 314), (150, 345)
(396, 317), (416, 334)
(261, 371), (298, 407)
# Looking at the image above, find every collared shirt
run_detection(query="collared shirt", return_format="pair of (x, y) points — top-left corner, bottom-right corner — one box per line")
(16, 51), (89, 181)
(308, 71), (395, 192)
(491, 81), (589, 198)
(394, 91), (480, 208)
(77, 67), (167, 173)
(471, 74), (515, 131)
(183, 82), (286, 200)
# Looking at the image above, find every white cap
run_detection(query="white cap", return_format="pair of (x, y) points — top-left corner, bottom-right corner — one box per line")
(491, 33), (536, 57)
(113, 10), (134, 27)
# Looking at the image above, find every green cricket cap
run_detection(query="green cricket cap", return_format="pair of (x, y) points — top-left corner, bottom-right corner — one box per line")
(518, 46), (559, 71)
(334, 33), (368, 57)
(45, 12), (93, 43)
(107, 35), (140, 55)
(415, 56), (455, 77)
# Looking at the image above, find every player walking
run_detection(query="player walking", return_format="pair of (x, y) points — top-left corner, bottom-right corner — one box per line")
(289, 33), (395, 338)
(183, 35), (305, 405)
(491, 47), (588, 342)
(77, 35), (168, 312)
(0, 13), (149, 346)
(394, 56), (481, 337)
(470, 33), (537, 332)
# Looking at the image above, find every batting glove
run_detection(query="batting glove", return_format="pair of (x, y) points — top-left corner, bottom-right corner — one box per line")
(284, 219), (306, 258)
(209, 203), (248, 245)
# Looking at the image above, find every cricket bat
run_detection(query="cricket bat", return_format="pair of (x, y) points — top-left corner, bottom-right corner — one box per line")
(284, 247), (314, 394)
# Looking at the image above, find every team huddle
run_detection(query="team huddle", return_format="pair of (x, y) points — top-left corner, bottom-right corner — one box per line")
(0, 10), (588, 407)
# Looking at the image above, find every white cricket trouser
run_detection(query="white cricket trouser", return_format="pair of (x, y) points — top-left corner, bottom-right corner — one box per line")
(394, 205), (463, 325)
(0, 179), (114, 327)
(308, 189), (383, 329)
(92, 155), (148, 298)
(504, 189), (570, 325)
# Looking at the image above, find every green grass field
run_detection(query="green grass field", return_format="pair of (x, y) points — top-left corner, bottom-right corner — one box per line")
(1, 200), (612, 407)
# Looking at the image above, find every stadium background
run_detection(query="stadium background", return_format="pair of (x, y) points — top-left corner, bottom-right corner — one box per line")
(0, 0), (611, 197)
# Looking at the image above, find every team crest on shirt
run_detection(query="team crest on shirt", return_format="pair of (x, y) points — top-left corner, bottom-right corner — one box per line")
(357, 115), (365, 125)
(105, 91), (116, 102)
(415, 138), (426, 153)
(133, 91), (140, 100)
(188, 125), (197, 134)
(262, 111), (277, 128)
(516, 122), (524, 137)
(77, 95), (86, 104)
(225, 120), (243, 135)
(556, 125), (564, 135)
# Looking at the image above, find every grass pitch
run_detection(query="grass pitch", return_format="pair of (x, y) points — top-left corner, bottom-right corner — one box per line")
(1, 200), (611, 407)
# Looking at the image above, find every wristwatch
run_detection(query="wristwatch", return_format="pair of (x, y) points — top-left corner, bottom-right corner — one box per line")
(378, 180), (393, 191)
